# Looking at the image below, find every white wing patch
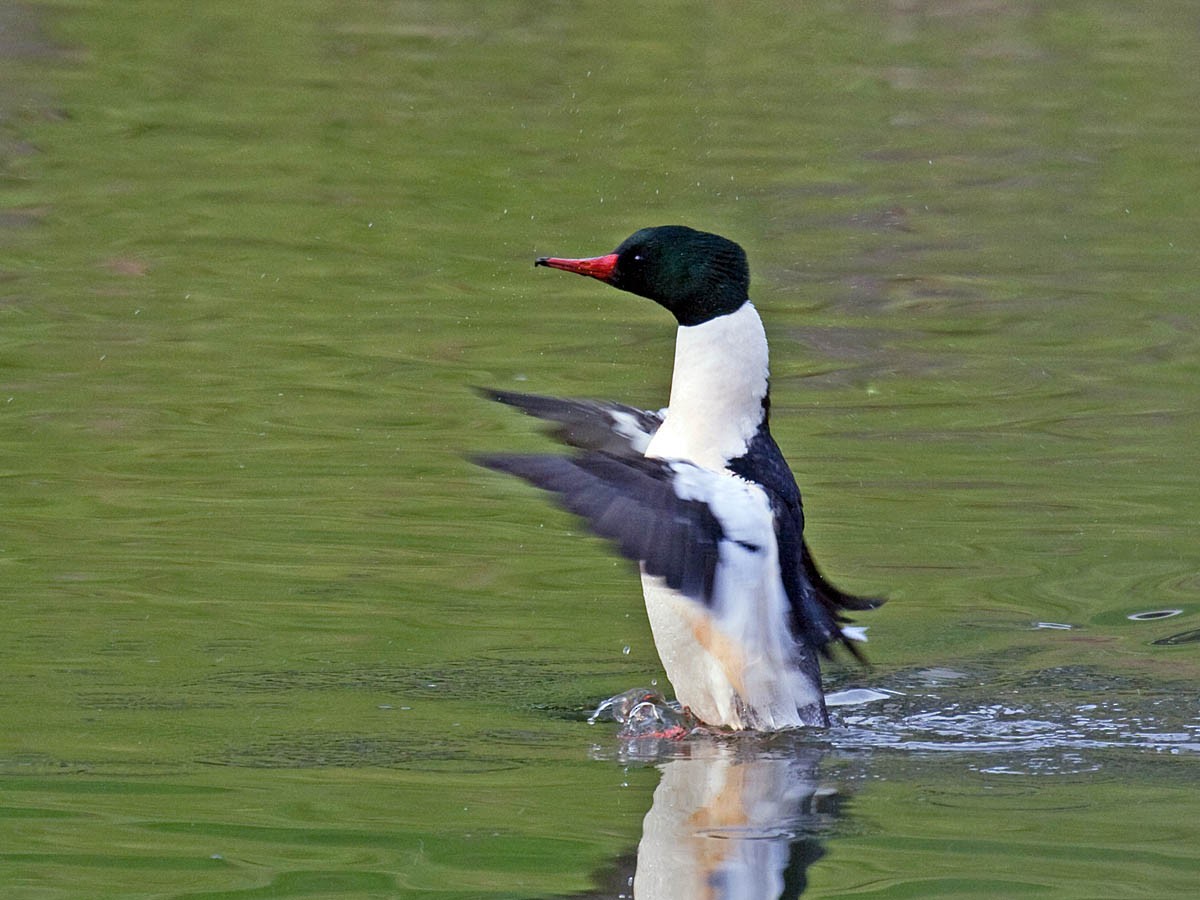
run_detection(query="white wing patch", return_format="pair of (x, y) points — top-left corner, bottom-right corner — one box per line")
(608, 409), (656, 454)
(667, 462), (775, 553)
(841, 625), (869, 643)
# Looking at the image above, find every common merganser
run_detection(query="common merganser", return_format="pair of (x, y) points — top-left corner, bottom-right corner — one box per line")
(477, 225), (884, 730)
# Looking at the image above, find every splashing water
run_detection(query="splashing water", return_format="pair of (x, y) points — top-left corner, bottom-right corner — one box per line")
(589, 688), (698, 739)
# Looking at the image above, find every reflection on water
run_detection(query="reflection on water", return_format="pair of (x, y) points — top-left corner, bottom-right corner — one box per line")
(577, 737), (837, 900)
(1151, 628), (1200, 646)
(632, 742), (833, 900)
(567, 661), (1200, 898)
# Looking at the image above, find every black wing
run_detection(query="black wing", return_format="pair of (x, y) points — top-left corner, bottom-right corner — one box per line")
(728, 427), (885, 662)
(476, 387), (663, 457)
(476, 451), (724, 603)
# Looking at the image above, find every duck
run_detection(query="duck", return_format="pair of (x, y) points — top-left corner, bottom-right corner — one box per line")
(476, 225), (884, 730)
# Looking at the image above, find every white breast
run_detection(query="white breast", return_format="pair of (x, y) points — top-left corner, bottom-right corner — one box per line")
(644, 301), (769, 469)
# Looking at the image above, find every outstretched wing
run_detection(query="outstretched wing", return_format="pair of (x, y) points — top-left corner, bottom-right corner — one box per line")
(477, 387), (663, 457)
(478, 388), (884, 665)
(476, 451), (726, 602)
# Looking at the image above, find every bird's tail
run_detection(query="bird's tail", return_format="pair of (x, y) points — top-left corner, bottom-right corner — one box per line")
(800, 539), (886, 665)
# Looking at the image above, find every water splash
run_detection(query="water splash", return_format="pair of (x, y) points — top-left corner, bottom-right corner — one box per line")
(587, 667), (1200, 776)
(828, 666), (1200, 774)
(589, 688), (698, 739)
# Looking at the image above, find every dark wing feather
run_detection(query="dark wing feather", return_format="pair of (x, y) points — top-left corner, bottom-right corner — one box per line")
(728, 426), (885, 663)
(477, 388), (663, 457)
(475, 451), (723, 603)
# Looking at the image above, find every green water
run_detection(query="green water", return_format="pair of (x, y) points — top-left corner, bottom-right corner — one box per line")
(2, 1), (1197, 897)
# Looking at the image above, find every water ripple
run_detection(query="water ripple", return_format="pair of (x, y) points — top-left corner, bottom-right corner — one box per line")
(829, 666), (1200, 774)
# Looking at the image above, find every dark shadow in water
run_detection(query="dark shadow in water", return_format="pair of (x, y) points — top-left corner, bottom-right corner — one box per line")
(1152, 628), (1200, 646)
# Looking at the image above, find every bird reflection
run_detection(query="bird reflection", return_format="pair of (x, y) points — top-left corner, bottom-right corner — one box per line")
(564, 737), (840, 899)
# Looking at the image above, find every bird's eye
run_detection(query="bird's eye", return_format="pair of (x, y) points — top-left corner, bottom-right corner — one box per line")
(633, 254), (644, 262)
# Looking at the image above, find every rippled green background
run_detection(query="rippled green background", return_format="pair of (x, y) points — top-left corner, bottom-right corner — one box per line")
(2, 1), (1198, 897)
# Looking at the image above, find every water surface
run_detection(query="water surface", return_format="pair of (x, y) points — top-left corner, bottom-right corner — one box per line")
(2, 1), (1198, 897)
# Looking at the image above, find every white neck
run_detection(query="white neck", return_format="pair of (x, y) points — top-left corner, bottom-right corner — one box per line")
(645, 301), (769, 468)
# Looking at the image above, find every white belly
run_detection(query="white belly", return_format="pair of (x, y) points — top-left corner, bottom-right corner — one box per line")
(641, 571), (747, 728)
(640, 565), (823, 731)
